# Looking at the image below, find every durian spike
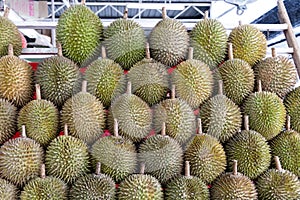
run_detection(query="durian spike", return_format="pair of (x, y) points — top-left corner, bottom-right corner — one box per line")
(123, 7), (128, 19)
(64, 124), (69, 136)
(8, 44), (13, 56)
(21, 125), (27, 138)
(257, 80), (262, 92)
(57, 42), (63, 56)
(271, 47), (277, 58)
(274, 156), (283, 171)
(162, 7), (167, 19)
(3, 7), (10, 18)
(233, 160), (238, 175)
(113, 118), (119, 137)
(140, 163), (145, 174)
(244, 115), (249, 131)
(41, 164), (46, 179)
(185, 161), (191, 177)
(95, 162), (101, 175)
(286, 115), (291, 131)
(161, 122), (166, 136)
(204, 10), (209, 19)
(218, 80), (223, 95)
(126, 81), (132, 95)
(81, 0), (86, 5)
(81, 80), (87, 93)
(188, 47), (193, 60)
(171, 85), (176, 99)
(228, 43), (234, 60)
(146, 42), (151, 59)
(101, 46), (107, 59)
(197, 118), (203, 135)
(35, 84), (42, 100)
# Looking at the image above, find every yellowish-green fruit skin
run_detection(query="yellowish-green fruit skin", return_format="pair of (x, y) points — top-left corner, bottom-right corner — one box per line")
(56, 5), (103, 66)
(172, 59), (213, 109)
(229, 24), (267, 66)
(190, 18), (227, 70)
(0, 99), (17, 145)
(118, 174), (163, 200)
(138, 135), (183, 185)
(18, 100), (59, 147)
(20, 177), (68, 200)
(91, 136), (137, 182)
(255, 55), (297, 98)
(256, 169), (300, 200)
(45, 135), (90, 184)
(85, 58), (126, 108)
(284, 87), (300, 133)
(149, 18), (189, 67)
(270, 130), (300, 177)
(0, 17), (22, 57)
(243, 91), (286, 140)
(165, 175), (210, 200)
(0, 55), (33, 107)
(210, 173), (258, 200)
(0, 137), (44, 186)
(60, 92), (105, 146)
(225, 130), (271, 179)
(0, 178), (18, 200)
(184, 134), (226, 184)
(104, 19), (146, 70)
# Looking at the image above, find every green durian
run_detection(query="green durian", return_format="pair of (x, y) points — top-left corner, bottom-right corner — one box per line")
(0, 178), (18, 200)
(284, 86), (300, 133)
(0, 98), (17, 145)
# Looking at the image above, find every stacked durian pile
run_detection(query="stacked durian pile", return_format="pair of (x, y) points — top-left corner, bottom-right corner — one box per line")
(1, 2), (300, 199)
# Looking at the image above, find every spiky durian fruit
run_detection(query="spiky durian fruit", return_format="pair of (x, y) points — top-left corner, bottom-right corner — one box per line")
(0, 178), (18, 200)
(149, 7), (189, 67)
(184, 119), (226, 184)
(35, 44), (81, 108)
(108, 82), (152, 142)
(0, 45), (33, 107)
(56, 3), (103, 66)
(0, 98), (17, 145)
(0, 126), (44, 186)
(45, 125), (90, 184)
(210, 160), (258, 200)
(165, 161), (210, 200)
(243, 81), (286, 140)
(255, 48), (297, 98)
(225, 115), (271, 179)
(190, 12), (227, 70)
(61, 81), (105, 147)
(284, 86), (300, 133)
(270, 116), (300, 177)
(127, 43), (169, 106)
(171, 47), (213, 109)
(228, 23), (267, 66)
(216, 43), (254, 105)
(138, 123), (183, 185)
(153, 85), (196, 145)
(91, 119), (137, 182)
(20, 164), (68, 200)
(104, 10), (146, 70)
(118, 163), (163, 200)
(0, 8), (22, 57)
(199, 80), (242, 142)
(256, 156), (300, 200)
(69, 163), (116, 200)
(18, 84), (59, 147)
(85, 47), (126, 108)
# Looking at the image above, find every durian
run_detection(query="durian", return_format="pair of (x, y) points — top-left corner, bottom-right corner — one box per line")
(0, 126), (44, 186)
(0, 98), (17, 145)
(256, 156), (300, 200)
(171, 47), (213, 109)
(104, 9), (146, 70)
(210, 160), (258, 200)
(0, 178), (18, 200)
(18, 84), (59, 147)
(283, 86), (300, 133)
(149, 7), (189, 67)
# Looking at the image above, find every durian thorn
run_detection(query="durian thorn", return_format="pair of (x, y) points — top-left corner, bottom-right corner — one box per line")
(64, 124), (69, 136)
(101, 46), (107, 59)
(286, 115), (291, 131)
(114, 118), (119, 137)
(161, 122), (166, 136)
(57, 42), (63, 57)
(228, 43), (234, 60)
(4, 7), (10, 18)
(238, 20), (242, 26)
(271, 47), (277, 57)
(126, 81), (132, 95)
(185, 161), (191, 177)
(244, 115), (249, 131)
(123, 8), (128, 19)
(41, 164), (46, 179)
(81, 0), (86, 5)
(233, 160), (238, 175)
(274, 156), (283, 171)
(218, 80), (223, 95)
(204, 10), (209, 20)
(95, 162), (101, 175)
(140, 163), (146, 174)
(257, 80), (262, 92)
(197, 118), (203, 134)
(171, 85), (176, 99)
(188, 47), (194, 60)
(35, 84), (42, 100)
(8, 44), (14, 56)
(146, 42), (151, 59)
(21, 125), (27, 138)
(81, 80), (87, 93)
(162, 7), (167, 19)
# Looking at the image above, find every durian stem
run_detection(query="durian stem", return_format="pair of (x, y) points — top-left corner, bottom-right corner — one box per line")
(218, 80), (223, 95)
(101, 46), (107, 59)
(257, 80), (262, 92)
(162, 7), (167, 19)
(96, 162), (101, 175)
(204, 10), (209, 19)
(146, 43), (151, 59)
(8, 44), (14, 56)
(114, 118), (119, 137)
(188, 47), (194, 60)
(244, 115), (249, 131)
(228, 43), (234, 60)
(41, 164), (46, 179)
(81, 0), (86, 5)
(274, 156), (282, 171)
(233, 160), (238, 175)
(238, 20), (242, 26)
(35, 84), (42, 100)
(197, 118), (203, 134)
(4, 7), (10, 18)
(64, 124), (69, 136)
(21, 125), (27, 138)
(286, 115), (291, 131)
(171, 85), (176, 99)
(81, 80), (87, 93)
(126, 81), (132, 95)
(185, 161), (191, 177)
(140, 163), (146, 174)
(123, 7), (128, 19)
(57, 42), (63, 57)
(161, 122), (166, 136)
(271, 48), (277, 58)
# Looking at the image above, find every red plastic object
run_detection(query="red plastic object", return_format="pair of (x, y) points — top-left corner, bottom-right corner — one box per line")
(12, 131), (21, 139)
(29, 62), (39, 71)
